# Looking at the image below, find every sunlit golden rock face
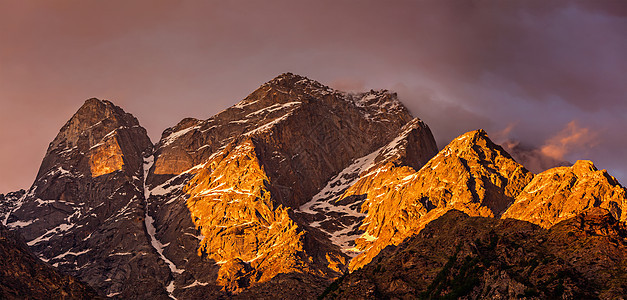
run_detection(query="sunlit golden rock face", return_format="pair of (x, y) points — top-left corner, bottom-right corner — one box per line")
(89, 136), (124, 177)
(502, 160), (627, 228)
(150, 73), (413, 209)
(348, 129), (533, 271)
(185, 138), (345, 293)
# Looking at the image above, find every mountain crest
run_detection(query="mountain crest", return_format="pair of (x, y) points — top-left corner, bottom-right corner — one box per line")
(264, 72), (331, 91)
(346, 129), (532, 270)
(503, 159), (627, 227)
(50, 98), (139, 150)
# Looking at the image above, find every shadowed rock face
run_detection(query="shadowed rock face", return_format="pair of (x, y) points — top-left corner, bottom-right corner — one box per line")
(325, 208), (627, 299)
(502, 160), (627, 228)
(0, 223), (100, 299)
(294, 117), (439, 267)
(3, 99), (171, 299)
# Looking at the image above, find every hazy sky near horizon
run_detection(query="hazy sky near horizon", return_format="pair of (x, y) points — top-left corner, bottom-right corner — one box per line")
(1, 0), (626, 193)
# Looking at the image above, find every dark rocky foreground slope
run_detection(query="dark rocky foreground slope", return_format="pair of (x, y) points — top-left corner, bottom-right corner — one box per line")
(0, 223), (100, 299)
(324, 208), (627, 299)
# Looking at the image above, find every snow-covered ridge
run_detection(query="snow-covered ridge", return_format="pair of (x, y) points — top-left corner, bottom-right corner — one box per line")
(298, 117), (423, 256)
(298, 149), (380, 256)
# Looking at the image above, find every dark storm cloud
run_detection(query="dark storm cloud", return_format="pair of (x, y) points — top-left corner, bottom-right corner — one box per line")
(0, 0), (625, 192)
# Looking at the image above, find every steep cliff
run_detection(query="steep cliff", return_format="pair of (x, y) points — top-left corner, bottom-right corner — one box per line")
(296, 118), (438, 259)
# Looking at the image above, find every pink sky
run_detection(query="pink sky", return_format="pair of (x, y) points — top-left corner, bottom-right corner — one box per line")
(1, 0), (626, 193)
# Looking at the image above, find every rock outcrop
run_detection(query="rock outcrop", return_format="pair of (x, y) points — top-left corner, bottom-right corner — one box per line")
(148, 73), (413, 208)
(184, 138), (345, 293)
(325, 208), (627, 299)
(0, 223), (100, 299)
(502, 160), (627, 228)
(3, 99), (172, 298)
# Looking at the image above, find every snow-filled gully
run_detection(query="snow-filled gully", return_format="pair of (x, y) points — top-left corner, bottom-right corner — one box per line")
(142, 155), (181, 300)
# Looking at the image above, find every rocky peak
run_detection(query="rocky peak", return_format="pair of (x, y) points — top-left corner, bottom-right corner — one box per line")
(38, 98), (151, 180)
(5, 99), (168, 298)
(49, 98), (139, 150)
(502, 160), (627, 228)
(148, 73), (413, 207)
(445, 129), (511, 160)
(264, 72), (331, 91)
(371, 118), (438, 171)
(344, 129), (532, 270)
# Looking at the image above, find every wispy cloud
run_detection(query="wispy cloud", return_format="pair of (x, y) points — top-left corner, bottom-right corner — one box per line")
(540, 121), (598, 161)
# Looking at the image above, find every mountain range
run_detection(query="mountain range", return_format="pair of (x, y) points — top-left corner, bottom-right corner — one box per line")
(1, 73), (626, 299)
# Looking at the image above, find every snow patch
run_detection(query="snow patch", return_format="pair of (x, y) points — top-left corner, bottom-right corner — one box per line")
(27, 223), (76, 246)
(161, 125), (200, 148)
(297, 149), (381, 256)
(6, 218), (38, 228)
(51, 248), (91, 260)
(144, 213), (184, 274)
(245, 101), (301, 118)
(182, 280), (210, 289)
(166, 281), (177, 300)
(245, 113), (292, 136)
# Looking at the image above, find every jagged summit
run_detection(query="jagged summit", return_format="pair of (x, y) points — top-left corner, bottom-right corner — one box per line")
(443, 129), (517, 160)
(149, 73), (413, 201)
(39, 98), (151, 180)
(344, 128), (532, 270)
(262, 72), (331, 91)
(50, 98), (141, 149)
(503, 159), (627, 227)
